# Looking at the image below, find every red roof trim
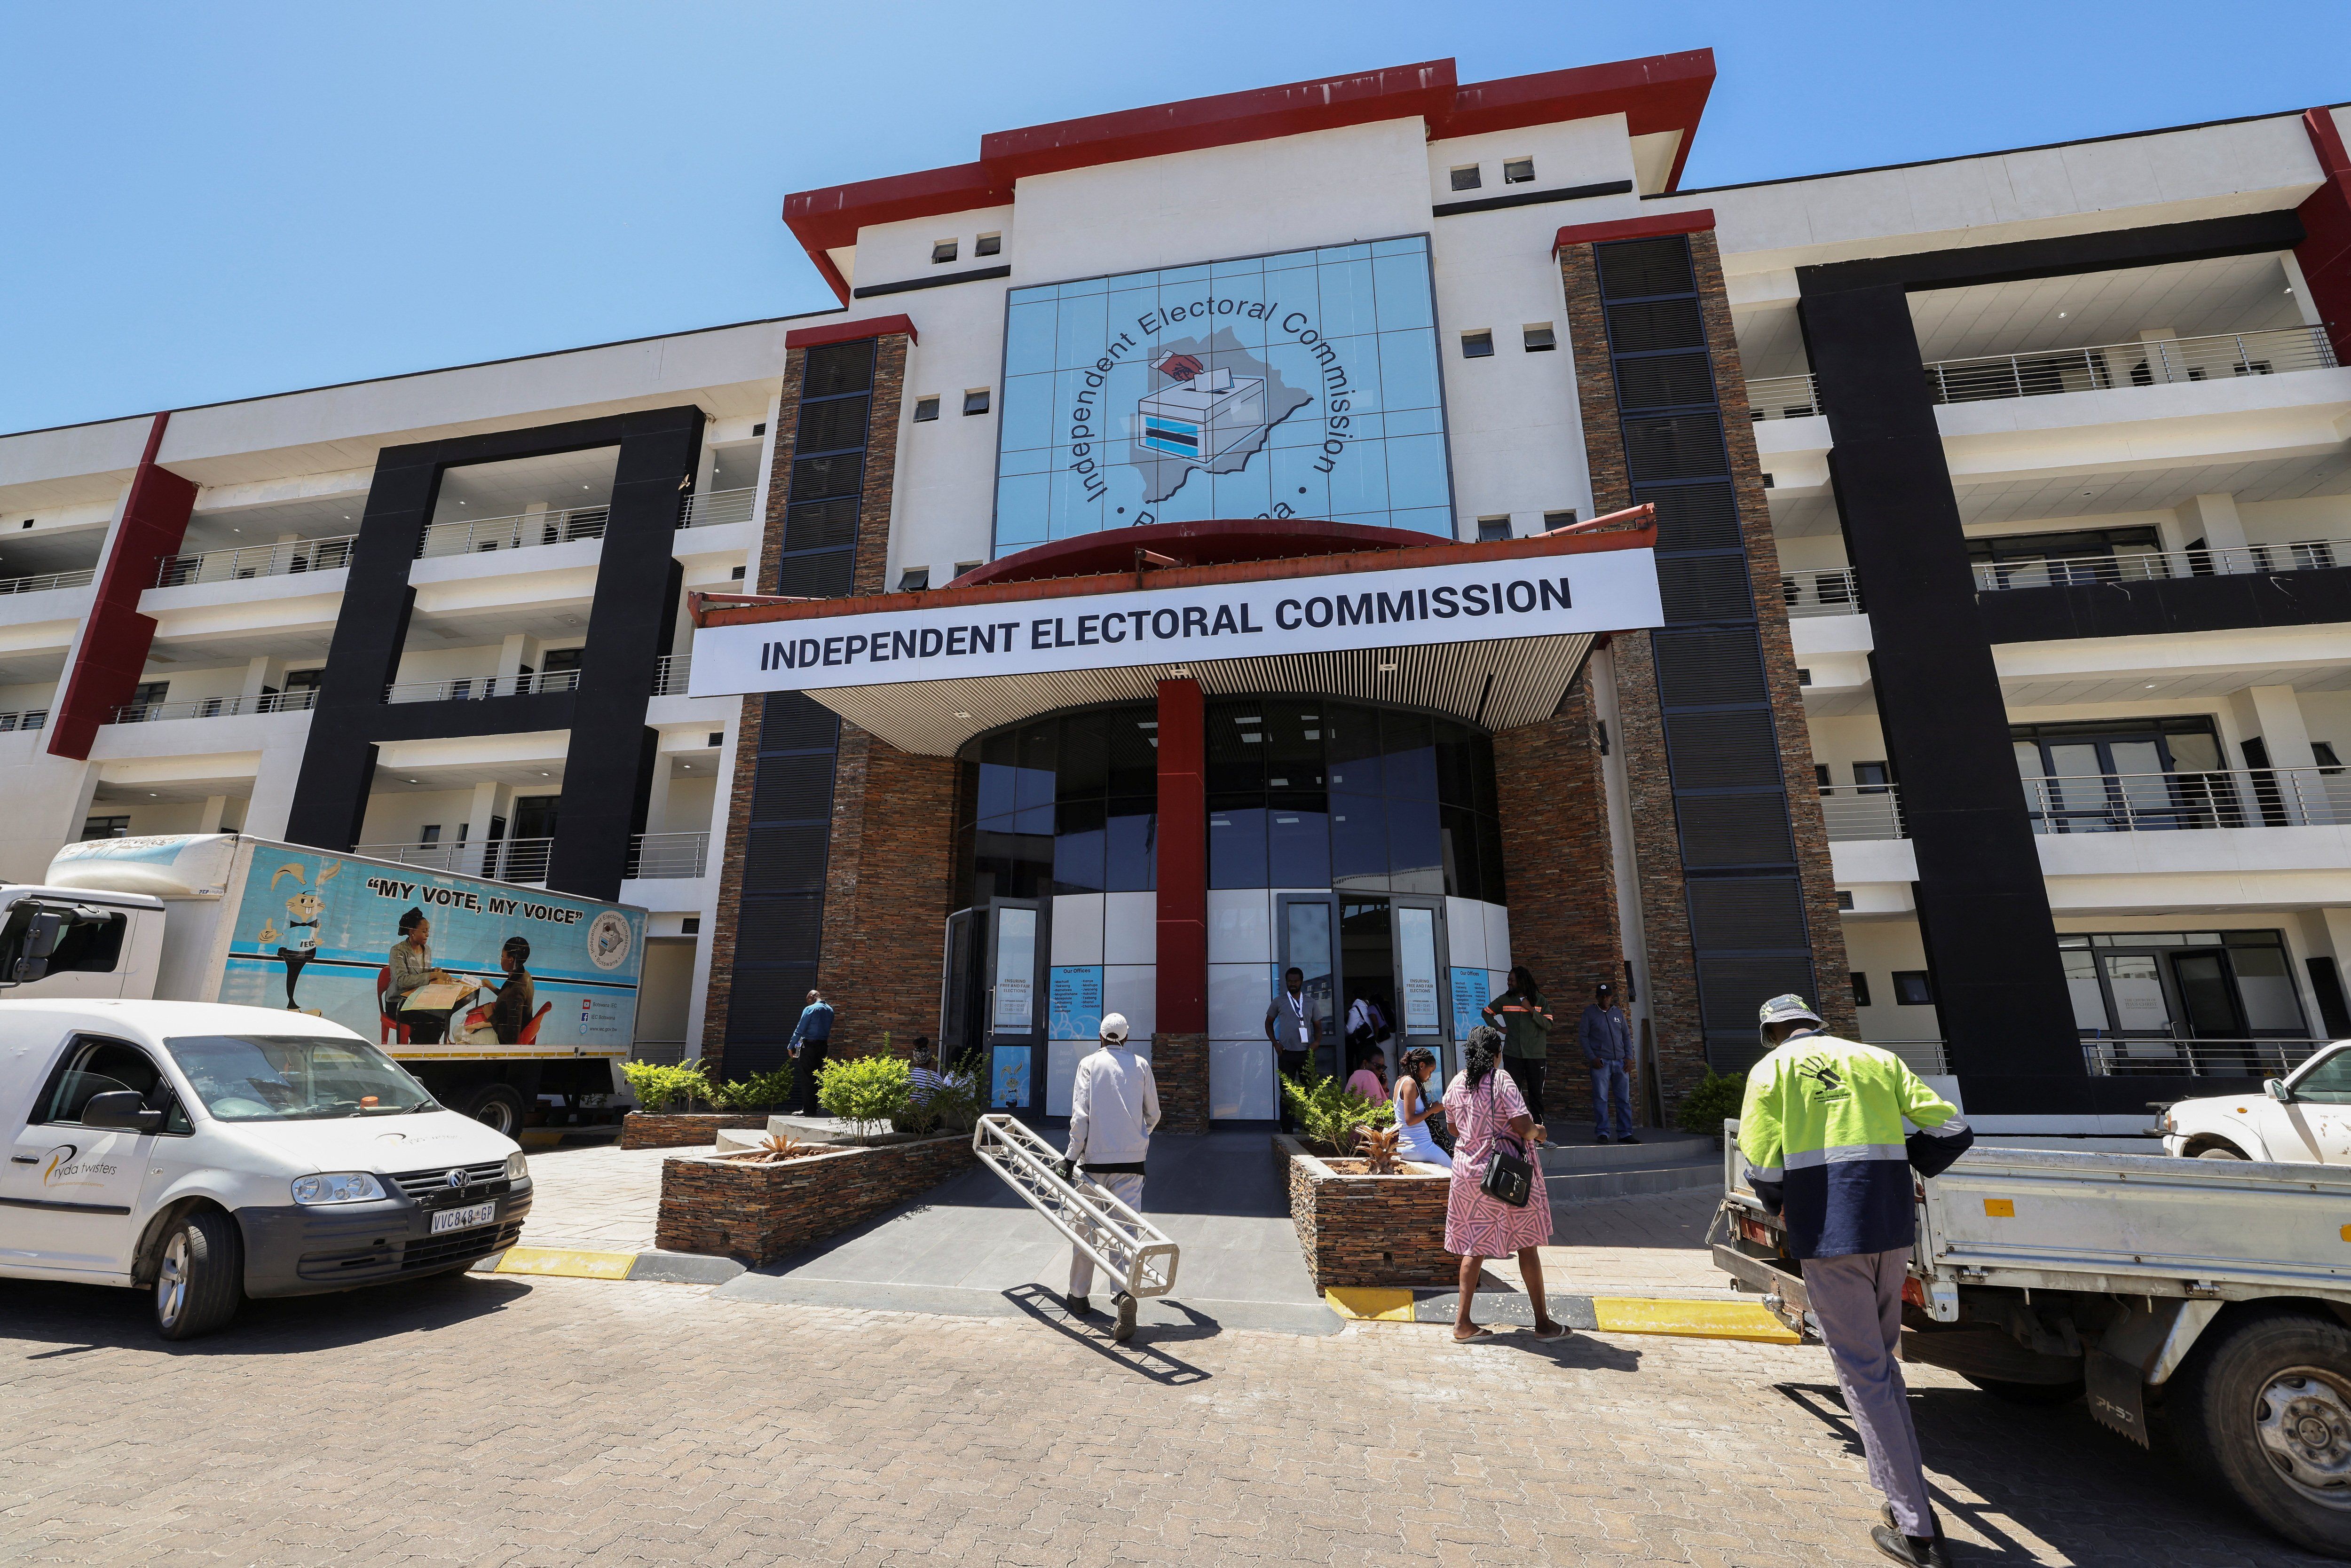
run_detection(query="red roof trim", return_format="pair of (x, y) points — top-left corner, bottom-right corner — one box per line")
(784, 314), (918, 351)
(956, 518), (1429, 586)
(1431, 51), (1712, 147)
(1554, 207), (1717, 250)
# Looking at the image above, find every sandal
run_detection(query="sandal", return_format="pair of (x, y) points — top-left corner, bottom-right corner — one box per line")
(1452, 1325), (1494, 1342)
(1530, 1324), (1570, 1342)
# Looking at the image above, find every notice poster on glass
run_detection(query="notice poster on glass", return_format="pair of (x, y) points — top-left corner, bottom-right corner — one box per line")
(1449, 967), (1489, 1041)
(1397, 906), (1440, 1034)
(992, 1046), (1032, 1109)
(1049, 965), (1104, 1040)
(992, 907), (1037, 1032)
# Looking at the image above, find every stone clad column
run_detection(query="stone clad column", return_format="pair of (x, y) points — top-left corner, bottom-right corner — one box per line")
(1152, 676), (1209, 1133)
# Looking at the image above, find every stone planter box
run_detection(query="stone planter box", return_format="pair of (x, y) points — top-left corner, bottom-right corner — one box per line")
(619, 1111), (771, 1150)
(1278, 1133), (1455, 1288)
(655, 1134), (978, 1265)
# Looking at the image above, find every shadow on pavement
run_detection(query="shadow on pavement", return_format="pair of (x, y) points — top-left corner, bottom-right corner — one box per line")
(1000, 1283), (1211, 1385)
(1, 1270), (534, 1359)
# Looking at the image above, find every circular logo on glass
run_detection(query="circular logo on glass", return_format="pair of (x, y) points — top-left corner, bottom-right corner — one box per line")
(586, 910), (633, 971)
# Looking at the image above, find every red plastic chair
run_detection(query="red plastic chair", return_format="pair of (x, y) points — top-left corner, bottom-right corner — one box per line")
(376, 967), (411, 1045)
(460, 999), (553, 1044)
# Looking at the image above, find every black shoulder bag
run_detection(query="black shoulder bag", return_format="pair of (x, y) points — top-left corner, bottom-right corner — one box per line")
(1476, 1073), (1534, 1207)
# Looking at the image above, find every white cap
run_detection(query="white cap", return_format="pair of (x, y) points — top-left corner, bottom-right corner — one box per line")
(1099, 1012), (1130, 1043)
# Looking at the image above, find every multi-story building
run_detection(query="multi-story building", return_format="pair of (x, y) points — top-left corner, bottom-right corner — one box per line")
(6, 50), (2347, 1135)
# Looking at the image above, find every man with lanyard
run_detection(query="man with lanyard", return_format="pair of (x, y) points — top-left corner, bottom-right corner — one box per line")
(1738, 994), (1972, 1568)
(1263, 967), (1318, 1133)
(1061, 1012), (1159, 1344)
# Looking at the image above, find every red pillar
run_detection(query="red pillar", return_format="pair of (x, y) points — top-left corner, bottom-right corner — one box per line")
(2298, 109), (2351, 367)
(50, 411), (195, 760)
(1153, 676), (1210, 1131)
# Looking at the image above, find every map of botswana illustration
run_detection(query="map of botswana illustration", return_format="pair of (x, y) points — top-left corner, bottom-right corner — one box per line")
(1126, 326), (1312, 504)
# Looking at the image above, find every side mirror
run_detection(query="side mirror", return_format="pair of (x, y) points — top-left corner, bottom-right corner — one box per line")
(2265, 1077), (2295, 1103)
(81, 1090), (164, 1133)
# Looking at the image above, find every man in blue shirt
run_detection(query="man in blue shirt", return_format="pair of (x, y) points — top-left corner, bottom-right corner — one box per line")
(787, 989), (834, 1116)
(1578, 982), (1636, 1144)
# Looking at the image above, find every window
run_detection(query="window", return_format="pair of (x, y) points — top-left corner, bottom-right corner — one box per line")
(2316, 741), (2343, 775)
(1854, 761), (1891, 794)
(1797, 669), (1812, 686)
(2293, 1049), (2351, 1105)
(975, 233), (1002, 257)
(1892, 971), (1935, 1006)
(542, 647), (584, 675)
(1449, 165), (1481, 191)
(418, 825), (441, 845)
(1502, 157), (1536, 184)
(913, 396), (941, 422)
(37, 1037), (165, 1125)
(1814, 764), (1830, 788)
(931, 239), (958, 265)
(130, 680), (169, 711)
(1836, 890), (1855, 911)
(82, 815), (131, 840)
(707, 732), (724, 747)
(1475, 517), (1511, 543)
(283, 668), (323, 692)
(1967, 525), (2164, 588)
(1851, 972), (1872, 1007)
(898, 567), (931, 592)
(963, 388), (991, 416)
(1542, 510), (1578, 531)
(1460, 331), (1494, 359)
(729, 565), (746, 581)
(1523, 323), (1556, 352)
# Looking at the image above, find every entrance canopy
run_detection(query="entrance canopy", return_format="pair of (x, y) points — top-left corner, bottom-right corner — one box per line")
(690, 515), (1662, 755)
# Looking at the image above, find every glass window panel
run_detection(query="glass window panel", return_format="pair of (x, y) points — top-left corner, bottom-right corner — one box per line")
(1108, 714), (1159, 796)
(976, 764), (1020, 822)
(1104, 799), (1156, 892)
(1261, 698), (1325, 788)
(2293, 1049), (2351, 1104)
(992, 907), (1037, 1031)
(1396, 906), (1442, 1035)
(2102, 953), (2173, 1032)
(1475, 812), (1507, 905)
(1206, 701), (1267, 793)
(1325, 705), (1382, 795)
(1207, 796), (1267, 890)
(1381, 711), (1438, 799)
(1015, 724), (1057, 801)
(2108, 740), (2162, 776)
(1267, 792), (1331, 888)
(1052, 798), (1106, 894)
(2062, 947), (2109, 1030)
(1330, 792), (1388, 889)
(1435, 722), (1481, 810)
(2231, 945), (2308, 1032)
(1284, 899), (1337, 1046)
(2168, 733), (2222, 772)
(1386, 795), (1444, 894)
(1056, 711), (1108, 799)
(1440, 803), (1483, 901)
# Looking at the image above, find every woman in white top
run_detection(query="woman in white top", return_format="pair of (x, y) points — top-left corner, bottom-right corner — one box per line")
(1392, 1046), (1451, 1168)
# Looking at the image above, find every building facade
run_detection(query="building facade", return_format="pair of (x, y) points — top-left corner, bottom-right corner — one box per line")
(5, 51), (2347, 1133)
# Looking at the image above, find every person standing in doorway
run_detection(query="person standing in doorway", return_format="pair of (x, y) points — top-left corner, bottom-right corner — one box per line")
(1481, 966), (1553, 1119)
(1062, 1011), (1159, 1343)
(1579, 982), (1637, 1144)
(787, 988), (834, 1115)
(1264, 966), (1318, 1133)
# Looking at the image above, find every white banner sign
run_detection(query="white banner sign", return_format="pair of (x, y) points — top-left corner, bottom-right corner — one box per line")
(689, 547), (1663, 696)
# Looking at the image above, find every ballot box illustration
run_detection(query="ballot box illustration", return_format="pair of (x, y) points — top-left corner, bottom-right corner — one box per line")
(1138, 366), (1268, 463)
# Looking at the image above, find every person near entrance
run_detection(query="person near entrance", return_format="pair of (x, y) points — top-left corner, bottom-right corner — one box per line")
(1481, 966), (1553, 1118)
(1444, 1025), (1564, 1342)
(1392, 1046), (1450, 1168)
(1265, 967), (1319, 1131)
(1738, 993), (1972, 1568)
(786, 989), (834, 1115)
(1062, 1010), (1159, 1343)
(1578, 982), (1636, 1144)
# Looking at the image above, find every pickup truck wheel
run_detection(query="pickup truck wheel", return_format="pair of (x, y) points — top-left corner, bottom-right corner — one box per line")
(2174, 1307), (2351, 1557)
(461, 1083), (528, 1138)
(153, 1209), (242, 1340)
(2197, 1144), (2250, 1160)
(1962, 1374), (2084, 1405)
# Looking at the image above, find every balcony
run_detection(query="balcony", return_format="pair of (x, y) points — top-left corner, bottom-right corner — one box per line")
(383, 670), (580, 705)
(1819, 784), (1905, 841)
(0, 708), (47, 733)
(417, 505), (607, 559)
(0, 567), (97, 597)
(678, 487), (757, 529)
(1925, 325), (2335, 407)
(652, 654), (691, 696)
(2082, 1038), (2319, 1078)
(1747, 373), (1821, 421)
(2022, 766), (2351, 834)
(626, 831), (709, 879)
(156, 535), (355, 588)
(1783, 567), (1861, 618)
(1975, 537), (2351, 591)
(109, 690), (319, 724)
(357, 837), (553, 883)
(1866, 1040), (1947, 1074)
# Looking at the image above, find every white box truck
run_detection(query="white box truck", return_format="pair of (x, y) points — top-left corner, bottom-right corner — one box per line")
(15, 833), (646, 1136)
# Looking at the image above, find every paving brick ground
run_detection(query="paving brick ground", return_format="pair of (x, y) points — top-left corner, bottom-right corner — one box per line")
(0, 1269), (2325, 1566)
(515, 1141), (674, 1253)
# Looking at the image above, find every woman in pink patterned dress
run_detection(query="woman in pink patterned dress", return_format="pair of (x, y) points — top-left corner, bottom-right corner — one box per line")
(1443, 1025), (1566, 1342)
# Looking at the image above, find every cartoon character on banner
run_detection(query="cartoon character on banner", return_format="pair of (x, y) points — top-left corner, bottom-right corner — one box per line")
(262, 859), (340, 1013)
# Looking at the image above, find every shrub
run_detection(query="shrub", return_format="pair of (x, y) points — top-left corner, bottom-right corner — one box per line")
(815, 1053), (912, 1138)
(924, 1052), (988, 1135)
(1675, 1067), (1746, 1137)
(707, 1065), (797, 1112)
(1279, 1072), (1394, 1156)
(621, 1060), (711, 1113)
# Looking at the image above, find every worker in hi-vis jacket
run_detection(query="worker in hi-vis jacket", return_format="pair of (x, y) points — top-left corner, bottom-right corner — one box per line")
(1739, 993), (1973, 1568)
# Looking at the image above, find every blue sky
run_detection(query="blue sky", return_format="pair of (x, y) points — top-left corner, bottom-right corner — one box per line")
(3, 0), (2344, 435)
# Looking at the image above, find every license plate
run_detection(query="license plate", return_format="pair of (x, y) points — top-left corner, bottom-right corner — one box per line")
(431, 1200), (497, 1235)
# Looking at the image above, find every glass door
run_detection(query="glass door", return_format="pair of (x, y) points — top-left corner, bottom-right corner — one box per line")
(984, 899), (1045, 1112)
(939, 909), (985, 1074)
(1278, 893), (1341, 1081)
(1387, 894), (1451, 1083)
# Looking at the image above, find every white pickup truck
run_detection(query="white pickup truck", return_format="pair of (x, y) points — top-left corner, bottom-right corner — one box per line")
(1713, 1134), (2351, 1559)
(2163, 1040), (2351, 1163)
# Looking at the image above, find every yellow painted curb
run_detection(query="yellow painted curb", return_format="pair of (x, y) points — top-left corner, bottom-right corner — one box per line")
(1589, 1296), (1799, 1344)
(493, 1246), (638, 1280)
(1325, 1286), (1417, 1322)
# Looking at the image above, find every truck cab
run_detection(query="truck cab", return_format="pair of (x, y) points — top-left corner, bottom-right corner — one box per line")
(2163, 1041), (2351, 1162)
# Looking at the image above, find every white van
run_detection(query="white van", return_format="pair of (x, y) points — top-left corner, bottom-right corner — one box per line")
(1, 999), (532, 1339)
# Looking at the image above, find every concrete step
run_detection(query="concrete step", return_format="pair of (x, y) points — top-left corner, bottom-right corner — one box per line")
(1539, 1129), (1715, 1172)
(1545, 1154), (1723, 1203)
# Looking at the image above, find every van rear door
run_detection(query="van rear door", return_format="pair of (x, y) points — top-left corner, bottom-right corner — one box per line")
(0, 1035), (163, 1274)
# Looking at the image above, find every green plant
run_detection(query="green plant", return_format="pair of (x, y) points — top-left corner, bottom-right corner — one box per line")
(1279, 1072), (1394, 1156)
(707, 1064), (797, 1112)
(815, 1053), (912, 1138)
(923, 1052), (988, 1135)
(620, 1059), (711, 1113)
(1676, 1067), (1746, 1137)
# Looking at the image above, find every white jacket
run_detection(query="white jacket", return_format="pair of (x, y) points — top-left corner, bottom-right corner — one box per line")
(1066, 1041), (1160, 1167)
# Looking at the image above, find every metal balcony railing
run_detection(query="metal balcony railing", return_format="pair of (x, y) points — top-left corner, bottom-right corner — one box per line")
(1925, 324), (2337, 406)
(678, 487), (757, 528)
(108, 689), (320, 724)
(651, 654), (691, 696)
(156, 535), (355, 588)
(625, 831), (709, 879)
(0, 567), (97, 597)
(1974, 536), (2351, 591)
(0, 708), (47, 733)
(1818, 784), (1905, 841)
(2021, 765), (2351, 834)
(357, 837), (553, 883)
(1746, 372), (1822, 420)
(1867, 1040), (1948, 1074)
(1783, 567), (1861, 618)
(417, 505), (608, 559)
(2083, 1038), (2322, 1078)
(382, 670), (580, 704)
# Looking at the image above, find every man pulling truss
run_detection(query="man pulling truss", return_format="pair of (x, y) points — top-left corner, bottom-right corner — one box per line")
(1060, 1011), (1160, 1341)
